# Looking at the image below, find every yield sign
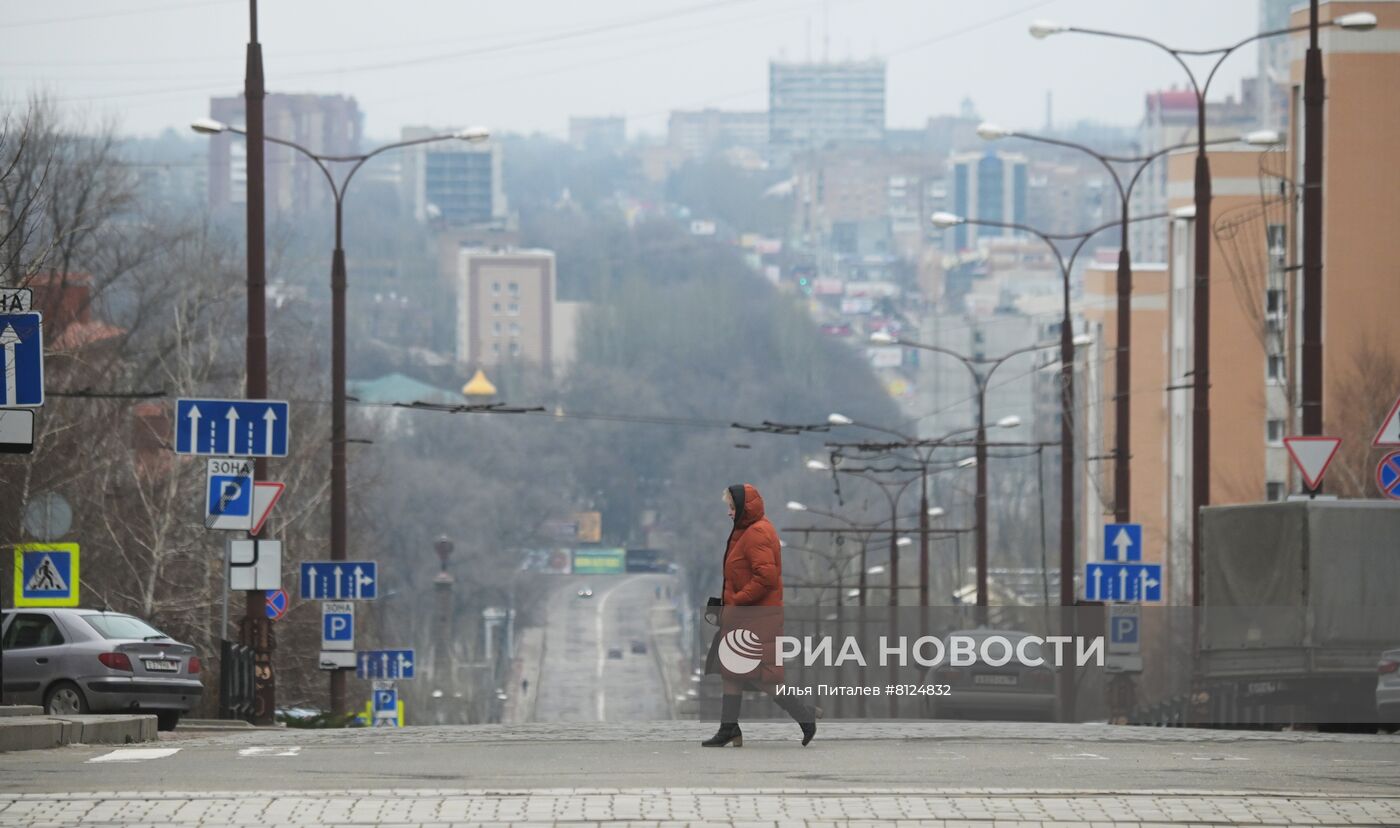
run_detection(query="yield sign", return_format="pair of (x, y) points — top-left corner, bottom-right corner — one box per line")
(250, 482), (285, 535)
(1374, 393), (1400, 447)
(1284, 436), (1342, 491)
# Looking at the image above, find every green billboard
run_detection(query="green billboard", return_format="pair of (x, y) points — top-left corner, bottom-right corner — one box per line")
(571, 548), (626, 574)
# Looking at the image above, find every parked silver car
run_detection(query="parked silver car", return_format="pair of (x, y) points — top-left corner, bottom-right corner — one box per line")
(1378, 648), (1400, 730)
(1, 608), (203, 731)
(922, 629), (1057, 721)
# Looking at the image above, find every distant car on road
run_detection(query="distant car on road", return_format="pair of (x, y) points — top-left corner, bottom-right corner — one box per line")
(607, 647), (623, 660)
(631, 640), (648, 655)
(922, 629), (1055, 722)
(819, 322), (852, 337)
(1, 608), (202, 731)
(1378, 648), (1400, 731)
(576, 588), (594, 598)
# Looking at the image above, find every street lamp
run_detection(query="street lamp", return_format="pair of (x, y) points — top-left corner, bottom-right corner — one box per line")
(975, 122), (1278, 525)
(928, 210), (1160, 615)
(1026, 7), (1374, 607)
(870, 334), (1057, 607)
(820, 417), (989, 607)
(192, 118), (489, 714)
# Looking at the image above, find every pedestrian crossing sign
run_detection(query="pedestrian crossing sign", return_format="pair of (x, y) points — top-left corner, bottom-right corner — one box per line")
(14, 543), (79, 607)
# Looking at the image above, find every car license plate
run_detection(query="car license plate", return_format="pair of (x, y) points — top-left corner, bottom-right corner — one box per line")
(144, 660), (179, 672)
(973, 674), (1017, 686)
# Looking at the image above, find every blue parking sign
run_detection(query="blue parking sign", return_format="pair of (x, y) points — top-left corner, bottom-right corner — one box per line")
(321, 601), (354, 652)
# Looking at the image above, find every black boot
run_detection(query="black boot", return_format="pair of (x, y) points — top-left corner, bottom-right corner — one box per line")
(773, 692), (823, 746)
(701, 694), (743, 747)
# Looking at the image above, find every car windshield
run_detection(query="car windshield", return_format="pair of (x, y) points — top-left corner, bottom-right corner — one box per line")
(83, 613), (169, 641)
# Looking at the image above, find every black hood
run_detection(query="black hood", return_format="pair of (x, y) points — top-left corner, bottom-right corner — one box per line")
(727, 483), (747, 527)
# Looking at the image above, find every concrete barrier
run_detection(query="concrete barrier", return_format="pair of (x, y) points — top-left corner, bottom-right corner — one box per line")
(0, 714), (157, 753)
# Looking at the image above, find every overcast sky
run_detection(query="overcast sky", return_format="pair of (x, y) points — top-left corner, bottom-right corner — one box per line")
(1, 0), (1264, 140)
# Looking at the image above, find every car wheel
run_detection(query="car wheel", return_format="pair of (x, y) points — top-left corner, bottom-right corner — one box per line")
(156, 711), (181, 732)
(44, 681), (89, 716)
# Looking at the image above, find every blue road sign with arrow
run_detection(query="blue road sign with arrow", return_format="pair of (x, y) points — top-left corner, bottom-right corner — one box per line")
(300, 561), (377, 600)
(0, 312), (44, 407)
(357, 649), (415, 680)
(1084, 562), (1162, 602)
(1103, 523), (1142, 561)
(175, 398), (289, 457)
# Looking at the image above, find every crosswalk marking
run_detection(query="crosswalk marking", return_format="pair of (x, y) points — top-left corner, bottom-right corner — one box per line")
(238, 746), (301, 757)
(86, 747), (181, 763)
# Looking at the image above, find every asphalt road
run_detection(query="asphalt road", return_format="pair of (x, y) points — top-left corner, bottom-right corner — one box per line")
(531, 573), (676, 723)
(4, 722), (1398, 796)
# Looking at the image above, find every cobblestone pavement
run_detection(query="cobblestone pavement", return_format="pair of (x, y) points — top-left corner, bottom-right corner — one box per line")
(3, 787), (1400, 826)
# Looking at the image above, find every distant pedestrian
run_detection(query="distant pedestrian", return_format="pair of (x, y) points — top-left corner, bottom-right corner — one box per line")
(701, 483), (820, 748)
(521, 678), (529, 694)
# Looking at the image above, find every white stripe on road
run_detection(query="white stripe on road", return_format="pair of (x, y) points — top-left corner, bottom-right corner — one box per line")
(87, 748), (181, 763)
(238, 746), (301, 757)
(595, 580), (615, 722)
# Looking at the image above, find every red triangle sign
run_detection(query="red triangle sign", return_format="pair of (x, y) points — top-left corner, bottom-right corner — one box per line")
(1374, 393), (1400, 447)
(1284, 436), (1342, 491)
(251, 481), (285, 536)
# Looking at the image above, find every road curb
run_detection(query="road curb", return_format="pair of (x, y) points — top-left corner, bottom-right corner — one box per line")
(0, 714), (157, 752)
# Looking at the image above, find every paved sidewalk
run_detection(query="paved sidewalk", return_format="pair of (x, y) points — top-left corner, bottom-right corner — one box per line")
(4, 787), (1400, 826)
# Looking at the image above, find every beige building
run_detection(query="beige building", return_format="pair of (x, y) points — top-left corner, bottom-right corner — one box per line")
(1160, 0), (1400, 583)
(457, 249), (557, 369)
(1080, 263), (1171, 598)
(1285, 0), (1400, 495)
(1163, 145), (1280, 602)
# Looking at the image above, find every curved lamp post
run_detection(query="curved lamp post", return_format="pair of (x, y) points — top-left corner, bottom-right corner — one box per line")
(930, 210), (1163, 614)
(1027, 9), (1375, 606)
(191, 118), (488, 714)
(819, 417), (993, 606)
(867, 335), (1064, 607)
(974, 125), (1278, 525)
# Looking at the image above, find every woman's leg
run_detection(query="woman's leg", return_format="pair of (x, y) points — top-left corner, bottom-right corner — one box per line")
(701, 678), (745, 747)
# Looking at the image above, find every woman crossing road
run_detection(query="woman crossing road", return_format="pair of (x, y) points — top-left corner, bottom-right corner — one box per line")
(701, 483), (820, 747)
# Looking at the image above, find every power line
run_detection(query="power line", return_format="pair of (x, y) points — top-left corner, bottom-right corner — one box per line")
(0, 0), (237, 30)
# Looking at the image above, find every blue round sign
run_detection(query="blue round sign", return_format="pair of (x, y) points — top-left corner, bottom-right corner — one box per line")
(1378, 451), (1400, 501)
(265, 588), (289, 620)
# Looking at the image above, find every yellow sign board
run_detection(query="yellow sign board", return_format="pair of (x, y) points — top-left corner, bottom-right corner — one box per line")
(14, 543), (80, 607)
(573, 511), (602, 543)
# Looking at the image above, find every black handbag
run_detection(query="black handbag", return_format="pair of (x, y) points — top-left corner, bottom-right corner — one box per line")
(704, 596), (722, 626)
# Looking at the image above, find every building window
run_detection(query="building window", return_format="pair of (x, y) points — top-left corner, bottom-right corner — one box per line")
(1266, 481), (1284, 502)
(1267, 355), (1286, 384)
(1266, 288), (1284, 316)
(1266, 418), (1285, 445)
(509, 343), (521, 356)
(508, 302), (519, 316)
(492, 322), (502, 335)
(492, 281), (501, 294)
(492, 302), (501, 313)
(508, 282), (520, 294)
(509, 322), (520, 335)
(492, 343), (500, 354)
